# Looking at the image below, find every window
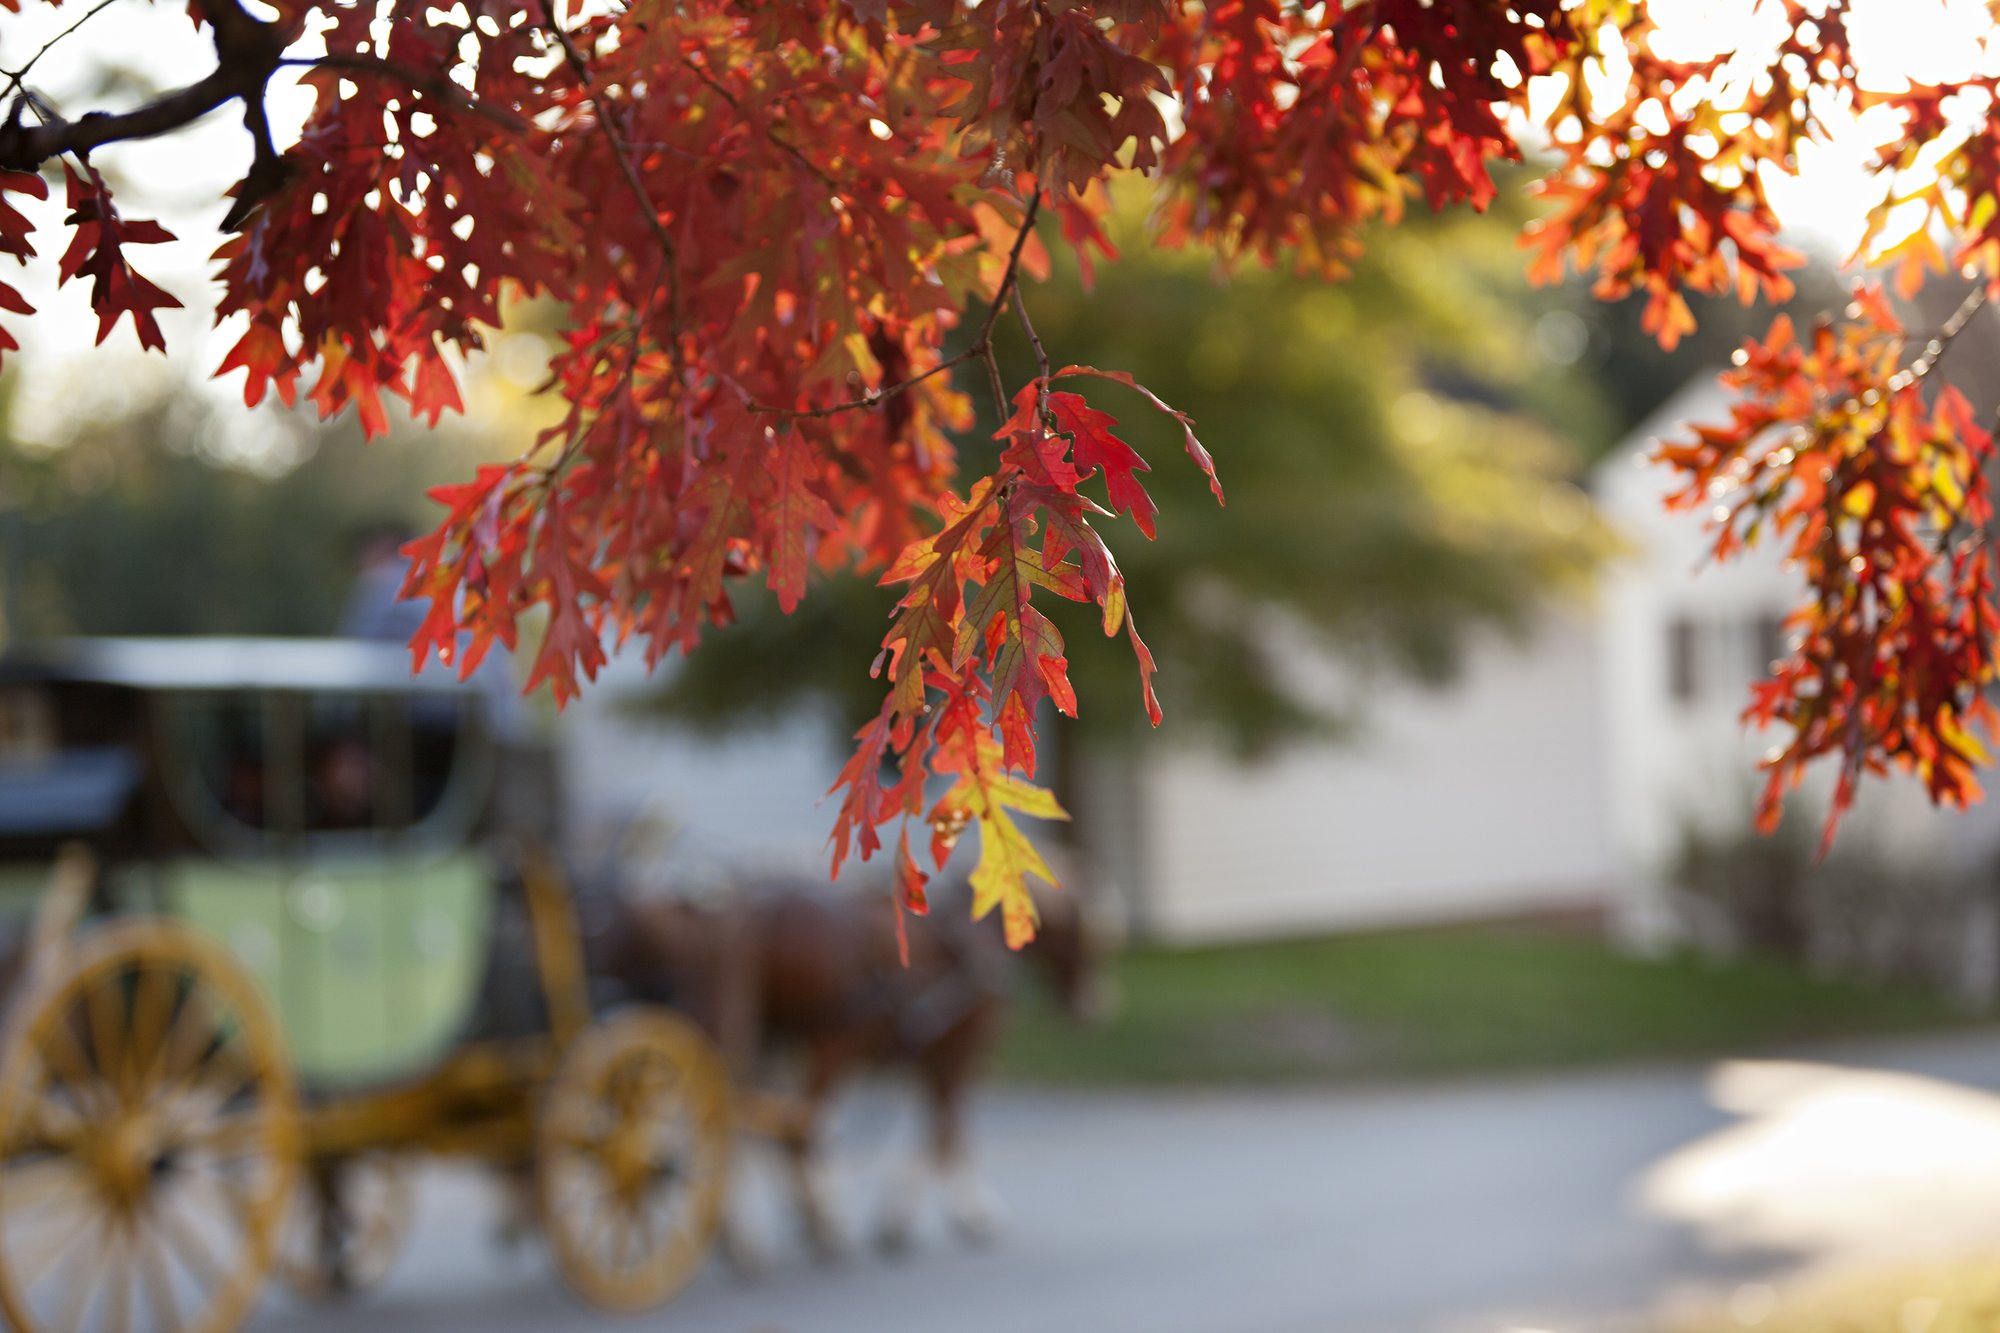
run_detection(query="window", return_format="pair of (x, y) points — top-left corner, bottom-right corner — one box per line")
(1667, 617), (1699, 704)
(184, 694), (269, 828)
(0, 687), (54, 759)
(174, 692), (467, 843)
(1753, 613), (1787, 677)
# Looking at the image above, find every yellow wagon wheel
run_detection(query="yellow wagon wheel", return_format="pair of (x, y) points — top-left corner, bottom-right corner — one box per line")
(0, 919), (300, 1333)
(274, 1154), (411, 1302)
(536, 1008), (730, 1312)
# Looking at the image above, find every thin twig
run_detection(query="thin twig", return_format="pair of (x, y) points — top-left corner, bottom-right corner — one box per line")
(1011, 279), (1050, 425)
(532, 265), (668, 482)
(680, 49), (838, 192)
(1011, 286), (1049, 385)
(746, 191), (1043, 421)
(1904, 283), (1989, 387)
(537, 0), (682, 335)
(2, 0), (120, 98)
(1881, 283), (1995, 556)
(982, 344), (1008, 422)
(750, 355), (967, 422)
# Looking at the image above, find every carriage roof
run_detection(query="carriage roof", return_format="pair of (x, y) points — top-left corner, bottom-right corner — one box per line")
(0, 637), (476, 696)
(0, 636), (504, 853)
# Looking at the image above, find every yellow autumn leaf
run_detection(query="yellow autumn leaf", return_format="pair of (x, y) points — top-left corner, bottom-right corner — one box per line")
(1841, 479), (1876, 518)
(1939, 710), (1993, 768)
(1935, 457), (1966, 515)
(964, 772), (1069, 949)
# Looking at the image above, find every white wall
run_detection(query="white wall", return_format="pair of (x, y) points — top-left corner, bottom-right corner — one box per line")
(1130, 613), (1613, 941)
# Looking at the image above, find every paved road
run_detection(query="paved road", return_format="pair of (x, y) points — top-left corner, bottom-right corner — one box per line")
(253, 1031), (2000, 1333)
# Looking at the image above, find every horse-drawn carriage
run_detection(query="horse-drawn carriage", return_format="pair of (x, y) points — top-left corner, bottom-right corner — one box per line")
(0, 636), (737, 1333)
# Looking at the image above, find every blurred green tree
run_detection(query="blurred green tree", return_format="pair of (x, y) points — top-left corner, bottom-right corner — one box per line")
(0, 385), (493, 643)
(643, 196), (1618, 780)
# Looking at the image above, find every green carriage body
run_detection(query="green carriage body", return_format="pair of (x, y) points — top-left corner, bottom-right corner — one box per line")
(0, 637), (515, 1090)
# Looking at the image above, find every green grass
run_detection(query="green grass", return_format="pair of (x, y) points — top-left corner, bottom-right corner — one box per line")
(994, 922), (1985, 1086)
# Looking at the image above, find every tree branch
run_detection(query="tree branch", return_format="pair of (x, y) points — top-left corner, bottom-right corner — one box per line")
(2, 64), (244, 169)
(1903, 282), (1989, 388)
(0, 0), (288, 171)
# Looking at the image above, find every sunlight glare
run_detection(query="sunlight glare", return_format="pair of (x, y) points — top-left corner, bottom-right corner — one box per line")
(1640, 1059), (2000, 1271)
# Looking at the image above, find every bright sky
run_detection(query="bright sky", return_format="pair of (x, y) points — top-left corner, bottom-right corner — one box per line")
(0, 0), (1996, 462)
(1647, 0), (2000, 257)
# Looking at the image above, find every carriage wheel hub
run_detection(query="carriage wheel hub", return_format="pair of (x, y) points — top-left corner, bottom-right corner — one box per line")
(87, 1112), (161, 1208)
(603, 1125), (655, 1199)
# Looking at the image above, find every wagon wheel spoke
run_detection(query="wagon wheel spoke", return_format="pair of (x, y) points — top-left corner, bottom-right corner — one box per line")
(5, 1192), (96, 1285)
(83, 972), (132, 1110)
(175, 1161), (270, 1257)
(577, 1197), (621, 1272)
(606, 1194), (651, 1274)
(139, 983), (199, 1097)
(624, 1195), (659, 1270)
(623, 1069), (682, 1124)
(610, 1211), (639, 1274)
(21, 1095), (93, 1157)
(174, 1056), (275, 1137)
(99, 1221), (132, 1333)
(150, 987), (238, 1111)
(48, 1217), (108, 1333)
(550, 1125), (609, 1162)
(124, 963), (180, 1103)
(134, 1213), (181, 1333)
(0, 1156), (92, 1221)
(543, 1160), (613, 1222)
(147, 1194), (227, 1297)
(32, 1018), (106, 1125)
(174, 1107), (277, 1161)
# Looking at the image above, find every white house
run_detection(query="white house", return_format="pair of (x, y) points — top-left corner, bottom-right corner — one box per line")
(553, 374), (2000, 943)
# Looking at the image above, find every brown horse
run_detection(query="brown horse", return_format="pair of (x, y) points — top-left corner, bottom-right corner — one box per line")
(604, 870), (1102, 1263)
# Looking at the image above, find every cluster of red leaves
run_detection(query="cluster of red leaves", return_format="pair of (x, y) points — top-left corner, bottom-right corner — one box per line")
(1151, 0), (1574, 272)
(10, 0), (2000, 927)
(1659, 287), (2000, 848)
(829, 366), (1210, 944)
(0, 160), (178, 361)
(0, 170), (46, 362)
(56, 163), (182, 352)
(1859, 71), (2000, 299)
(1522, 1), (1856, 347)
